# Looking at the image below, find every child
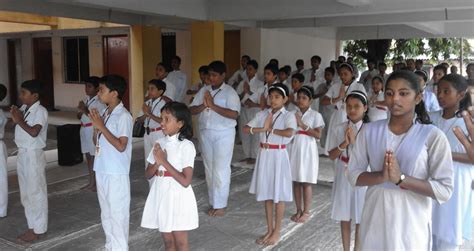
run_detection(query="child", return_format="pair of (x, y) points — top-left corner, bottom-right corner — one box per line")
(415, 70), (441, 112)
(304, 55), (324, 85)
(316, 67), (337, 154)
(189, 61), (240, 217)
(141, 102), (198, 250)
(378, 62), (389, 83)
(10, 80), (49, 242)
(426, 64), (447, 94)
(235, 60), (263, 167)
(89, 75), (133, 250)
(186, 65), (209, 97)
(229, 55), (250, 89)
(431, 74), (473, 250)
(288, 86), (324, 223)
(0, 84), (7, 218)
(321, 63), (366, 154)
(77, 76), (106, 191)
(244, 83), (296, 246)
(327, 90), (369, 251)
(156, 62), (177, 101)
(136, 79), (167, 171)
(248, 64), (279, 111)
(367, 76), (388, 122)
(347, 71), (454, 250)
(287, 73), (305, 111)
(359, 60), (378, 92)
(167, 56), (187, 102)
(278, 66), (291, 91)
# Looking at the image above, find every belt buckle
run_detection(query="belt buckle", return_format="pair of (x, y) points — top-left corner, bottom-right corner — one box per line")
(263, 143), (269, 149)
(158, 170), (164, 177)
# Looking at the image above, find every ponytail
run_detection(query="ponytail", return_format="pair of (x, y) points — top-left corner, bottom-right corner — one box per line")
(456, 92), (472, 117)
(415, 100), (432, 124)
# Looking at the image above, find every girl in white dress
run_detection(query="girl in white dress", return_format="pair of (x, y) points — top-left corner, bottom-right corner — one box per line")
(415, 70), (441, 112)
(348, 70), (454, 250)
(327, 90), (369, 251)
(243, 83), (297, 246)
(431, 74), (473, 250)
(367, 76), (388, 122)
(321, 63), (366, 154)
(0, 85), (7, 218)
(288, 86), (325, 223)
(141, 102), (198, 250)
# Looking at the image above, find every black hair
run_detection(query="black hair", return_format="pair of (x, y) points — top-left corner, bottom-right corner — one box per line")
(296, 59), (304, 66)
(148, 79), (166, 92)
(268, 83), (289, 97)
(172, 55), (182, 64)
(264, 63), (278, 75)
(246, 60), (258, 70)
(297, 85), (314, 100)
(311, 55), (321, 63)
(439, 74), (471, 117)
(338, 55), (346, 61)
(434, 64), (448, 75)
(414, 70), (428, 82)
(406, 59), (415, 64)
(415, 59), (423, 65)
(269, 58), (279, 68)
(372, 76), (384, 85)
(345, 90), (370, 123)
(198, 65), (209, 74)
(284, 65), (292, 74)
(21, 79), (43, 97)
(100, 74), (127, 100)
(367, 59), (376, 65)
(378, 62), (387, 68)
(84, 76), (101, 88)
(208, 60), (227, 74)
(467, 62), (474, 71)
(279, 67), (290, 75)
(161, 102), (193, 141)
(325, 67), (335, 76)
(291, 73), (305, 83)
(0, 84), (6, 102)
(157, 62), (172, 73)
(339, 63), (354, 73)
(242, 55), (251, 61)
(386, 70), (431, 124)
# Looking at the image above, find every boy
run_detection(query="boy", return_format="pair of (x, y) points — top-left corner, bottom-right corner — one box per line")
(155, 62), (177, 101)
(77, 76), (106, 192)
(167, 56), (187, 102)
(249, 64), (279, 111)
(229, 55), (250, 89)
(303, 55), (324, 85)
(0, 84), (7, 218)
(187, 65), (210, 97)
(10, 80), (49, 242)
(89, 75), (133, 250)
(359, 59), (378, 92)
(189, 61), (240, 217)
(287, 73), (305, 111)
(279, 67), (291, 91)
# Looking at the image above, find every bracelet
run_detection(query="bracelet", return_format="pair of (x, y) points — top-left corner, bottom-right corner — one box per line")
(330, 98), (333, 105)
(337, 144), (346, 151)
(271, 128), (275, 135)
(250, 127), (254, 135)
(304, 125), (310, 131)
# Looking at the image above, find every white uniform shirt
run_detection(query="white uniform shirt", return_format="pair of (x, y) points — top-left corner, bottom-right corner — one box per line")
(93, 102), (133, 175)
(228, 68), (247, 87)
(303, 68), (324, 86)
(237, 75), (264, 104)
(163, 78), (177, 101)
(167, 70), (187, 102)
(0, 109), (6, 140)
(247, 107), (297, 145)
(14, 101), (48, 149)
(190, 83), (241, 130)
(137, 97), (166, 129)
(423, 91), (441, 112)
(80, 95), (106, 125)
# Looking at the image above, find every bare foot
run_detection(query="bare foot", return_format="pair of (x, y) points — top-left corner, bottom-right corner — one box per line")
(207, 207), (214, 216)
(210, 208), (226, 217)
(255, 231), (272, 245)
(290, 209), (302, 222)
(263, 231), (280, 246)
(297, 211), (311, 223)
(16, 229), (41, 243)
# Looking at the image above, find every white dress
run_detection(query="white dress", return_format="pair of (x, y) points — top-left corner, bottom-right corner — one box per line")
(348, 119), (454, 250)
(139, 97), (166, 168)
(324, 81), (366, 153)
(327, 120), (367, 223)
(288, 108), (325, 184)
(141, 134), (199, 232)
(423, 90), (441, 112)
(367, 91), (388, 122)
(248, 107), (297, 202)
(430, 111), (473, 246)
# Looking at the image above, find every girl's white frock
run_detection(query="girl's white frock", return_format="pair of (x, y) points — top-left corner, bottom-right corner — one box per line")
(368, 91), (388, 122)
(327, 120), (367, 223)
(288, 108), (325, 184)
(141, 134), (199, 233)
(248, 107), (297, 202)
(430, 111), (473, 247)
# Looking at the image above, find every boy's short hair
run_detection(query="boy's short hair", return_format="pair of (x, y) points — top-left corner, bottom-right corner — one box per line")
(434, 64), (448, 75)
(100, 75), (127, 100)
(247, 60), (258, 70)
(296, 59), (304, 66)
(148, 79), (167, 92)
(0, 84), (6, 101)
(208, 61), (227, 74)
(279, 67), (290, 75)
(264, 63), (278, 75)
(172, 55), (181, 64)
(311, 55), (321, 63)
(242, 55), (251, 61)
(198, 65), (209, 74)
(378, 62), (387, 68)
(21, 80), (43, 97)
(157, 62), (172, 73)
(324, 67), (335, 76)
(291, 73), (305, 83)
(84, 76), (101, 88)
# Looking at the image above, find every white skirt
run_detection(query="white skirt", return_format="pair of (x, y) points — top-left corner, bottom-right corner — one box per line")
(141, 176), (199, 232)
(249, 147), (293, 203)
(289, 134), (319, 183)
(324, 109), (347, 154)
(80, 126), (95, 155)
(330, 160), (366, 223)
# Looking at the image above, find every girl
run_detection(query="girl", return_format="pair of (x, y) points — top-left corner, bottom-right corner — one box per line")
(367, 76), (388, 122)
(426, 64), (447, 94)
(431, 74), (473, 250)
(327, 90), (369, 251)
(321, 63), (366, 155)
(415, 70), (441, 112)
(244, 83), (296, 246)
(347, 70), (454, 250)
(288, 86), (325, 223)
(141, 102), (198, 251)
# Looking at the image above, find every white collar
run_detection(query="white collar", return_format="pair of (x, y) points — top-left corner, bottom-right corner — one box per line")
(23, 101), (40, 111)
(349, 120), (363, 130)
(167, 133), (179, 142)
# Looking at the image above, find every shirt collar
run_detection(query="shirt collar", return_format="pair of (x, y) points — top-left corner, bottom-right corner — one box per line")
(167, 133), (179, 142)
(23, 100), (40, 112)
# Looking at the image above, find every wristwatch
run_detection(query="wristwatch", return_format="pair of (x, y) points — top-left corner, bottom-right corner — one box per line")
(396, 173), (406, 186)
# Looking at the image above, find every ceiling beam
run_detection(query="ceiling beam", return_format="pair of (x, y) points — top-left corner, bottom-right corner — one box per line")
(0, 10), (57, 27)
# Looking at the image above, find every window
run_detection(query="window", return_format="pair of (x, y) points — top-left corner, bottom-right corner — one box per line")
(63, 37), (89, 83)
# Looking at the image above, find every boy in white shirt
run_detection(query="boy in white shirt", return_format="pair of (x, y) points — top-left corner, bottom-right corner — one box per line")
(303, 55), (325, 86)
(229, 55), (250, 89)
(155, 62), (177, 102)
(89, 75), (133, 250)
(167, 56), (187, 102)
(10, 80), (49, 243)
(190, 61), (241, 217)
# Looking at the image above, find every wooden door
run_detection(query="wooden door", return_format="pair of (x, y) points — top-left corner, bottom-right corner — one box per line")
(33, 37), (55, 110)
(103, 35), (130, 109)
(7, 39), (18, 106)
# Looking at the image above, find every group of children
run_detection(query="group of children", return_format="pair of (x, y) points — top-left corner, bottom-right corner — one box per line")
(0, 55), (473, 251)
